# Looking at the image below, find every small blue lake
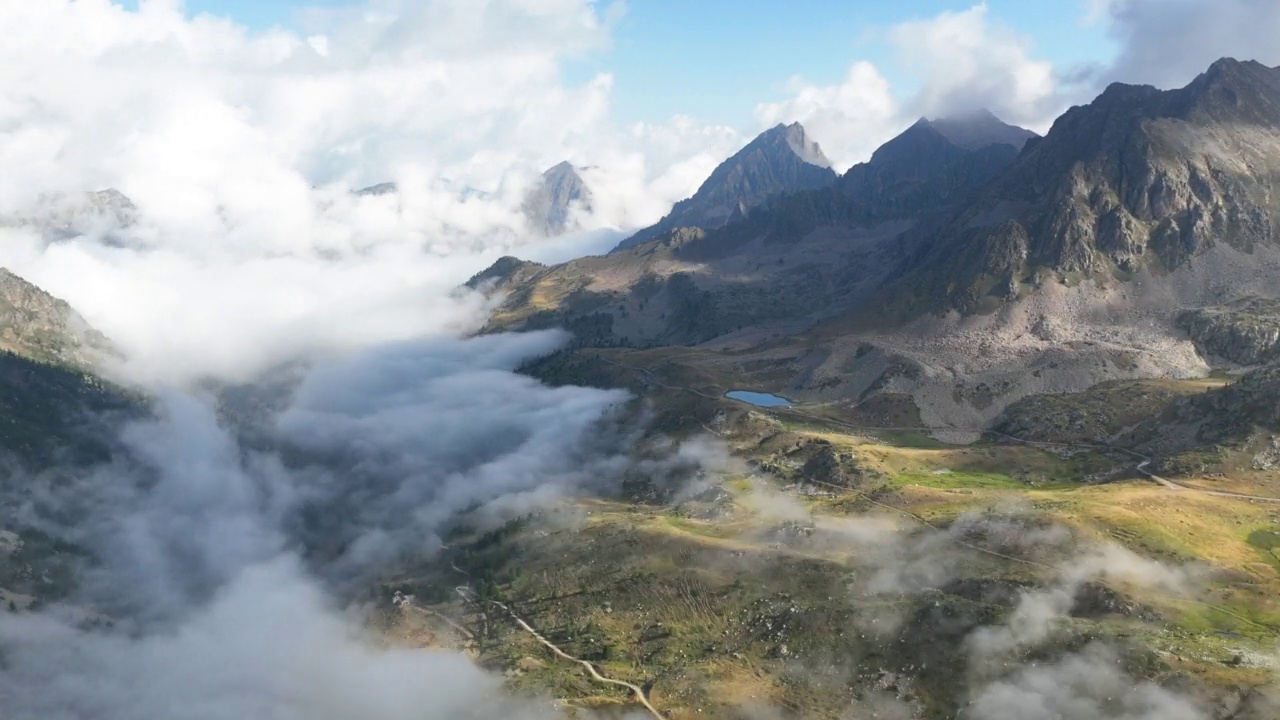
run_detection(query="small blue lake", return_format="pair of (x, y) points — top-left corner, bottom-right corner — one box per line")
(725, 390), (793, 408)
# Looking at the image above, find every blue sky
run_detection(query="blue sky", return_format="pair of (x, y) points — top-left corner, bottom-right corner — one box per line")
(125, 0), (1117, 127)
(599, 1), (1115, 126)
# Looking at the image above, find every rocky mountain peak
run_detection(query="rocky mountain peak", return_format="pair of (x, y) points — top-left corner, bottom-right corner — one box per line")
(925, 109), (1039, 151)
(612, 122), (837, 250)
(772, 122), (833, 168)
(543, 160), (577, 177)
(834, 111), (1035, 215)
(861, 118), (967, 174)
(522, 161), (592, 237)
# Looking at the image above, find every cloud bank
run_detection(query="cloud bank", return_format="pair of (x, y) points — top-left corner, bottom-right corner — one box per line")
(1101, 0), (1280, 91)
(0, 329), (654, 719)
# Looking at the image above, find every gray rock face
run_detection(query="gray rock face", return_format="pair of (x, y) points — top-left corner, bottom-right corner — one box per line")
(1177, 298), (1280, 365)
(0, 268), (117, 368)
(836, 112), (1034, 220)
(1137, 362), (1280, 454)
(521, 161), (592, 236)
(1253, 436), (1280, 471)
(899, 58), (1280, 314)
(613, 123), (837, 250)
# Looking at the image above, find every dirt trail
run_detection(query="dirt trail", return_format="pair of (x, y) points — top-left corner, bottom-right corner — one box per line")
(393, 592), (475, 640)
(443, 561), (666, 718)
(460, 587), (665, 719)
(1135, 460), (1280, 504)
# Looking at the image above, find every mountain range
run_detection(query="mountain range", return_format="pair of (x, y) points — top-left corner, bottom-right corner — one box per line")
(469, 108), (1044, 345)
(472, 57), (1280, 429)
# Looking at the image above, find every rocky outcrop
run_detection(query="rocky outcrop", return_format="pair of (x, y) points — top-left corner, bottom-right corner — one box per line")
(464, 255), (547, 292)
(1129, 363), (1280, 459)
(797, 441), (878, 488)
(522, 161), (593, 236)
(613, 123), (836, 250)
(1177, 297), (1280, 365)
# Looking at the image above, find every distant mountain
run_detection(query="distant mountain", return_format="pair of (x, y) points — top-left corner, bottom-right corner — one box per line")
(470, 111), (1036, 347)
(1, 189), (138, 243)
(522, 161), (592, 236)
(613, 122), (837, 251)
(355, 164), (591, 237)
(355, 182), (398, 197)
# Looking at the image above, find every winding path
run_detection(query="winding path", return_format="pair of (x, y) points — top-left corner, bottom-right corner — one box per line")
(456, 587), (665, 719)
(440, 559), (666, 718)
(1134, 460), (1280, 504)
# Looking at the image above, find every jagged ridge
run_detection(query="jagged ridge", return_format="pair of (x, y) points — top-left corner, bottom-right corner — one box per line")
(613, 122), (837, 250)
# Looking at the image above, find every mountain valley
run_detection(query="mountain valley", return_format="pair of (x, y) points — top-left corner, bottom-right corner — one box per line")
(1, 34), (1280, 720)
(384, 57), (1280, 716)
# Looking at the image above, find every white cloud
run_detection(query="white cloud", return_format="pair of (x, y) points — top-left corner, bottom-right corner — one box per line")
(970, 643), (1208, 720)
(582, 116), (744, 228)
(754, 62), (902, 171)
(0, 0), (734, 253)
(755, 3), (1064, 170)
(1081, 0), (1119, 26)
(1098, 0), (1280, 89)
(890, 3), (1059, 129)
(0, 0), (755, 383)
(1, 558), (566, 720)
(0, 329), (655, 718)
